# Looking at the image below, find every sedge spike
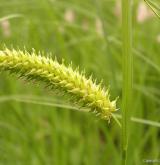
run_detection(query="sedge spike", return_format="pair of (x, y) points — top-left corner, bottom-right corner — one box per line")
(0, 48), (117, 121)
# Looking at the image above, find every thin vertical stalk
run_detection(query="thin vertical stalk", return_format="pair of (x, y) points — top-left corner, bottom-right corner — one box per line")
(121, 0), (132, 164)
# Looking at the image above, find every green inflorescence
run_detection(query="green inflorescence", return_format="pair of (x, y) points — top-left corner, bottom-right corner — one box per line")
(0, 48), (117, 121)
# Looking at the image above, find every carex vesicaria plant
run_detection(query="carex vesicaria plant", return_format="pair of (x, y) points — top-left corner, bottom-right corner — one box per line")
(0, 48), (117, 121)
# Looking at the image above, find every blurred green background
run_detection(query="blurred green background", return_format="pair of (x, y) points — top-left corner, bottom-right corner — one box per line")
(0, 0), (159, 164)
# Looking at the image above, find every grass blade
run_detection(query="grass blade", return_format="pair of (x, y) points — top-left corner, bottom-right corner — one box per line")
(121, 0), (133, 163)
(0, 14), (23, 23)
(144, 0), (160, 19)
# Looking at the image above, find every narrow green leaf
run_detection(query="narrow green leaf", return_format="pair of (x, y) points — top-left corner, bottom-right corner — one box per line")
(144, 0), (160, 19)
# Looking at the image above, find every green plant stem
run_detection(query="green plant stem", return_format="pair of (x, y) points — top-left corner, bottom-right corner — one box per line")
(121, 0), (132, 164)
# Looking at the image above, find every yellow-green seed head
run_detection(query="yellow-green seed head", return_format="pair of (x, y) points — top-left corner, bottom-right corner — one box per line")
(0, 48), (117, 121)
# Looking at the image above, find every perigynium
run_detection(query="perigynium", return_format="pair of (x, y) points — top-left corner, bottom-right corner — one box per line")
(0, 48), (117, 121)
